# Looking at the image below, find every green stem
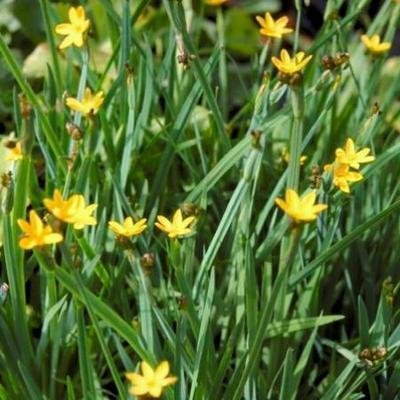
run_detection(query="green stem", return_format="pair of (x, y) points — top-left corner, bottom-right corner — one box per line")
(287, 86), (304, 191)
(259, 42), (269, 69)
(217, 7), (228, 118)
(38, 0), (62, 96)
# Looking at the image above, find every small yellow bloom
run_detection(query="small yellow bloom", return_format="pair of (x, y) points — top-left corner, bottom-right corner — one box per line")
(43, 189), (97, 230)
(324, 163), (363, 194)
(66, 88), (104, 116)
(361, 34), (391, 55)
(275, 189), (327, 223)
(256, 13), (293, 38)
(282, 147), (307, 166)
(108, 217), (147, 238)
(17, 210), (63, 250)
(55, 6), (90, 50)
(125, 360), (177, 398)
(155, 209), (195, 238)
(335, 138), (375, 169)
(204, 0), (228, 5)
(272, 49), (313, 75)
(5, 142), (23, 161)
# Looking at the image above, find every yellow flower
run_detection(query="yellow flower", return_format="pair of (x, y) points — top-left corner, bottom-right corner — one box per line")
(272, 49), (313, 75)
(43, 189), (97, 230)
(361, 34), (391, 55)
(66, 88), (104, 116)
(324, 163), (363, 194)
(335, 138), (375, 169)
(5, 142), (23, 161)
(255, 13), (293, 38)
(155, 209), (195, 238)
(204, 0), (228, 5)
(55, 6), (90, 50)
(275, 189), (327, 223)
(125, 361), (177, 398)
(17, 210), (63, 250)
(281, 147), (307, 166)
(108, 217), (147, 238)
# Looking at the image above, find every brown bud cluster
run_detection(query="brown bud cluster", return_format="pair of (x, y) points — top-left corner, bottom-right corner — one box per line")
(321, 52), (349, 71)
(310, 165), (322, 189)
(359, 346), (388, 366)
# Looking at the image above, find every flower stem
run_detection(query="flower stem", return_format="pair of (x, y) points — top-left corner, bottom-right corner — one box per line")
(217, 6), (228, 118)
(287, 86), (304, 191)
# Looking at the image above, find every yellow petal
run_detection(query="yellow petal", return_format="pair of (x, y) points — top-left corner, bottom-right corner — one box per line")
(300, 191), (316, 209)
(43, 233), (63, 245)
(148, 386), (163, 398)
(59, 35), (75, 50)
(155, 361), (170, 379)
(19, 237), (36, 250)
(275, 197), (288, 213)
(255, 16), (266, 28)
(172, 209), (183, 225)
(141, 361), (155, 379)
(54, 23), (74, 35)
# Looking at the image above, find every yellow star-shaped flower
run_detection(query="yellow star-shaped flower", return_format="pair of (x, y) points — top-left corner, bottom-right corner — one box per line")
(66, 88), (104, 116)
(324, 163), (364, 194)
(17, 210), (63, 250)
(256, 13), (293, 38)
(335, 138), (375, 169)
(55, 6), (90, 50)
(43, 189), (97, 230)
(272, 49), (313, 75)
(155, 209), (195, 239)
(361, 34), (391, 55)
(108, 217), (147, 238)
(275, 189), (327, 223)
(125, 361), (177, 398)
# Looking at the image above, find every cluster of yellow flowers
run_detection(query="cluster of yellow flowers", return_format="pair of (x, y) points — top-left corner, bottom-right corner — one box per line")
(324, 138), (375, 194)
(53, 7), (104, 117)
(17, 189), (196, 250)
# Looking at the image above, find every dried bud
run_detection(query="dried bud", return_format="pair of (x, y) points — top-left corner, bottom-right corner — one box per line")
(1, 172), (14, 214)
(277, 71), (303, 86)
(310, 165), (322, 189)
(66, 122), (82, 141)
(141, 253), (155, 276)
(334, 52), (349, 67)
(372, 102), (381, 116)
(19, 94), (33, 119)
(251, 130), (262, 148)
(178, 295), (188, 311)
(1, 172), (12, 189)
(359, 348), (371, 360)
(321, 55), (336, 70)
(373, 346), (387, 360)
(181, 203), (201, 218)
